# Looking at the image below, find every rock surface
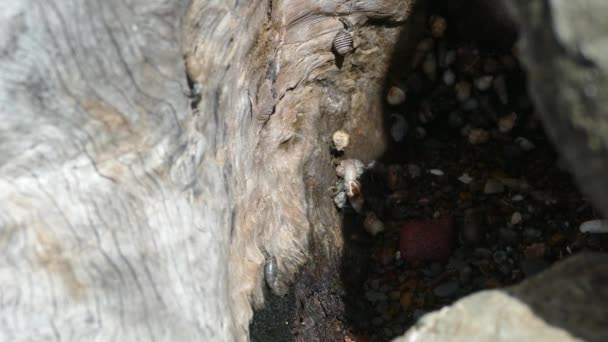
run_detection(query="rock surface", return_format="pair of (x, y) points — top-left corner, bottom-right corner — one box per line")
(396, 252), (608, 342)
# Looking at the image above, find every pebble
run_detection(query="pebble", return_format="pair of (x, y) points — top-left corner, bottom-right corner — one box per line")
(483, 179), (505, 194)
(493, 75), (509, 104)
(512, 194), (524, 201)
(457, 173), (473, 184)
(579, 219), (608, 234)
(429, 169), (444, 176)
(498, 112), (517, 133)
(364, 212), (385, 236)
(468, 128), (490, 145)
(422, 54), (438, 80)
(515, 136), (536, 151)
(415, 126), (427, 139)
(492, 250), (508, 264)
(407, 164), (422, 178)
(523, 228), (543, 239)
(433, 280), (460, 297)
(430, 15), (447, 38)
(461, 98), (479, 111)
(455, 81), (472, 102)
(510, 212), (523, 225)
(413, 38), (434, 67)
(443, 69), (456, 86)
(474, 75), (494, 91)
(444, 50), (457, 66)
(387, 86), (407, 105)
(390, 114), (408, 142)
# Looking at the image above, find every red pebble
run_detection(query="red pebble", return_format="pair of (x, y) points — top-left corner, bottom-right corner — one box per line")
(399, 216), (455, 263)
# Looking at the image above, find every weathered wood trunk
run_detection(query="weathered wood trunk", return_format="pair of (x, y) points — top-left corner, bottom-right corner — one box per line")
(0, 0), (419, 340)
(2, 0), (607, 341)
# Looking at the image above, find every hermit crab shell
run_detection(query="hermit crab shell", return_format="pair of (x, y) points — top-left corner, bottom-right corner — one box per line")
(332, 30), (354, 56)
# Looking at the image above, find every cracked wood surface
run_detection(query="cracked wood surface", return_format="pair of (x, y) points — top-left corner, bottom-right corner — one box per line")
(0, 0), (415, 340)
(0, 0), (234, 340)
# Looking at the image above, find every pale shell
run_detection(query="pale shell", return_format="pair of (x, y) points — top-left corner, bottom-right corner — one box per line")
(333, 30), (354, 56)
(334, 191), (347, 209)
(332, 130), (350, 151)
(363, 212), (385, 236)
(264, 256), (278, 289)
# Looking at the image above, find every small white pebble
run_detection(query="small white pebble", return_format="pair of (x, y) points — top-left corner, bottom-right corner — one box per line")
(580, 219), (608, 234)
(474, 75), (494, 91)
(390, 114), (408, 142)
(429, 169), (444, 176)
(458, 173), (473, 184)
(516, 136), (536, 151)
(510, 212), (523, 225)
(387, 86), (407, 105)
(512, 194), (524, 201)
(443, 69), (455, 86)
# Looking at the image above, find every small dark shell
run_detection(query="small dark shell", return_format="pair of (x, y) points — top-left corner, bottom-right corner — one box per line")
(333, 30), (353, 56)
(264, 256), (277, 289)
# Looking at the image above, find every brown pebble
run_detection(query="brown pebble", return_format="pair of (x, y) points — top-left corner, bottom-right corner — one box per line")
(430, 15), (447, 38)
(468, 128), (490, 145)
(484, 179), (505, 194)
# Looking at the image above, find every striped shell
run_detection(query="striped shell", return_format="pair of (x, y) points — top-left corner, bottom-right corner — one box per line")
(332, 30), (353, 56)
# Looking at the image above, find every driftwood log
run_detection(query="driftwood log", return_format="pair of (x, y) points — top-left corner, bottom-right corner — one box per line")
(1, 0), (607, 341)
(0, 0), (418, 340)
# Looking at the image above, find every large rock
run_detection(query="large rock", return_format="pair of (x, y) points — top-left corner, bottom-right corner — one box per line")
(396, 252), (608, 342)
(505, 0), (608, 216)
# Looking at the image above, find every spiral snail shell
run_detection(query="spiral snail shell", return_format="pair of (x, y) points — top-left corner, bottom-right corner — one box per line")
(333, 30), (354, 56)
(332, 17), (354, 56)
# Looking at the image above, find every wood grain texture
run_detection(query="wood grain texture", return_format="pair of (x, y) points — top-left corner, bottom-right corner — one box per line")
(0, 0), (417, 340)
(0, 0), (235, 340)
(182, 0), (416, 339)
